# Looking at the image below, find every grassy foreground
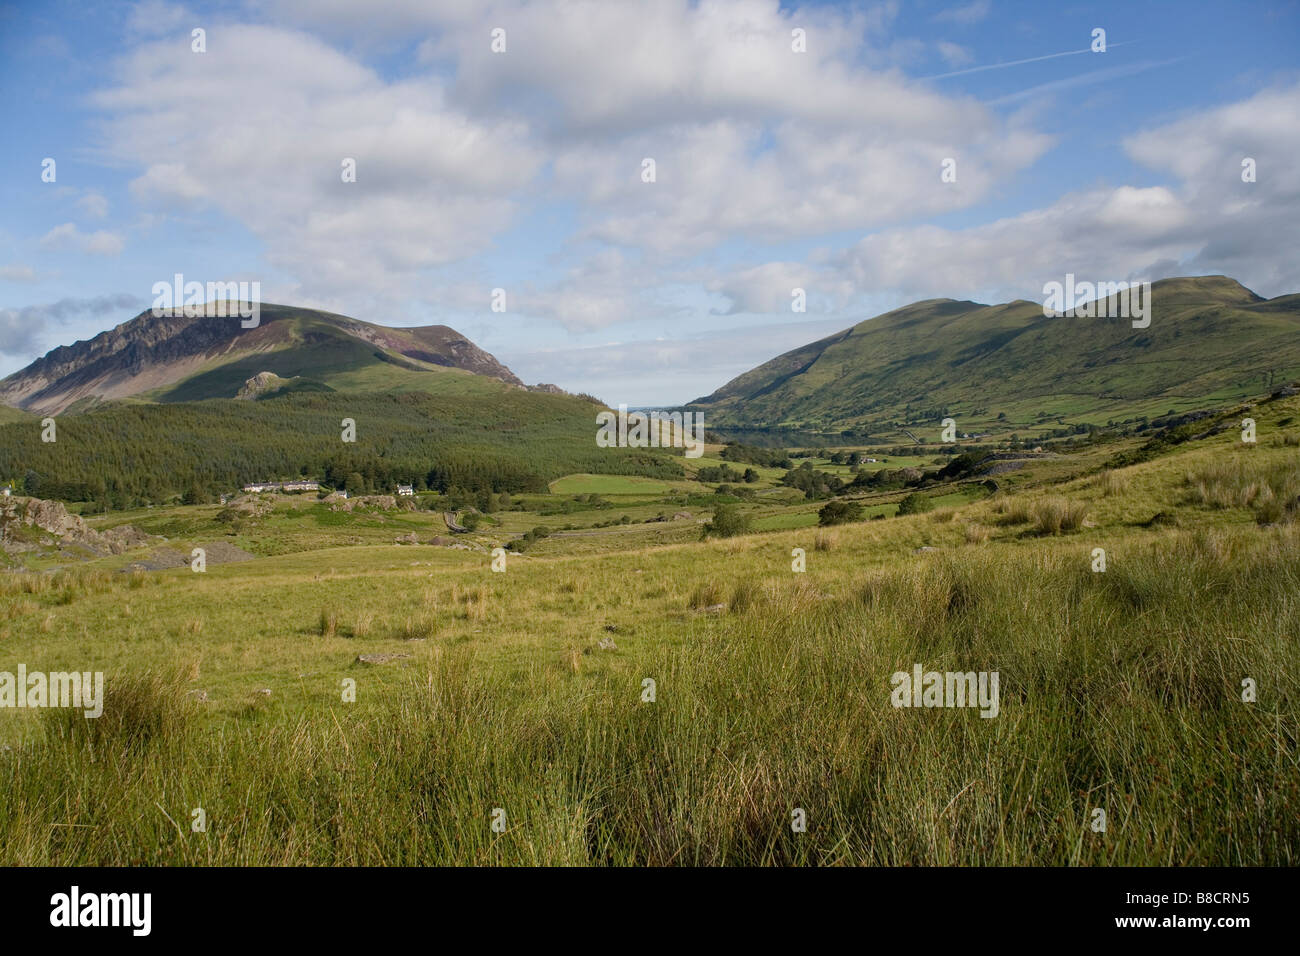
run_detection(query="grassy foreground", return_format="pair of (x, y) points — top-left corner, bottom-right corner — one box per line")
(1, 529), (1296, 864)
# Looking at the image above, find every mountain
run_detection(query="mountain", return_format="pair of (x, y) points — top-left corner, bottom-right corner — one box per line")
(0, 303), (524, 414)
(688, 276), (1300, 434)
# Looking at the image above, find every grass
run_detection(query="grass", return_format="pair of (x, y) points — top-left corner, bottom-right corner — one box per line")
(1, 391), (1298, 865)
(548, 474), (673, 495)
(1030, 498), (1091, 536)
(1, 523), (1296, 865)
(1186, 458), (1300, 525)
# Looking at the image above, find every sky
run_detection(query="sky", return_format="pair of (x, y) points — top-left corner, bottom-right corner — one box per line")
(1, 0), (1297, 405)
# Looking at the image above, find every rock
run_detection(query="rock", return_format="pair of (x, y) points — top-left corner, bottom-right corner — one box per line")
(1, 495), (154, 557)
(598, 636), (617, 650)
(186, 690), (210, 703)
(915, 546), (937, 553)
(235, 371), (296, 400)
(253, 688), (272, 697)
(700, 603), (727, 614)
(330, 495), (398, 513)
(394, 532), (419, 545)
(192, 541), (256, 564)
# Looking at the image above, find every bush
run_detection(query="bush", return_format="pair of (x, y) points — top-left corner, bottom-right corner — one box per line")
(506, 525), (553, 552)
(895, 493), (933, 516)
(818, 500), (863, 526)
(701, 503), (751, 538)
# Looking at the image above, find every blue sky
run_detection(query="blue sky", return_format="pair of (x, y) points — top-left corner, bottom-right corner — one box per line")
(1, 0), (1297, 404)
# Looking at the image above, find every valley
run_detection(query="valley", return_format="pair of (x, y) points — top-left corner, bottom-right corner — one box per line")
(0, 364), (1296, 865)
(0, 279), (1296, 867)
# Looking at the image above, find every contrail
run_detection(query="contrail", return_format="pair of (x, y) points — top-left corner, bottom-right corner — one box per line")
(988, 56), (1183, 106)
(922, 40), (1138, 80)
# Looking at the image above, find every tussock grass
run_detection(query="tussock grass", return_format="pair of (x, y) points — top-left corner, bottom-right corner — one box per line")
(453, 583), (489, 621)
(1186, 459), (1299, 525)
(318, 606), (339, 638)
(1095, 469), (1130, 497)
(42, 668), (193, 755)
(1031, 498), (1090, 535)
(994, 499), (1035, 525)
(688, 581), (726, 609)
(392, 614), (438, 641)
(729, 579), (763, 614)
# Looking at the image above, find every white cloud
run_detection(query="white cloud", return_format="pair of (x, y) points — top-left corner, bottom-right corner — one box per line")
(234, 1), (1052, 259)
(937, 41), (973, 67)
(76, 190), (110, 219)
(94, 22), (541, 299)
(0, 264), (38, 282)
(127, 0), (195, 37)
(930, 1), (991, 27)
(708, 261), (850, 315)
(38, 223), (125, 256)
(827, 82), (1300, 303)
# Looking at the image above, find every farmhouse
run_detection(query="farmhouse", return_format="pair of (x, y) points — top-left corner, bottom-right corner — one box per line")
(396, 484), (414, 497)
(283, 480), (320, 493)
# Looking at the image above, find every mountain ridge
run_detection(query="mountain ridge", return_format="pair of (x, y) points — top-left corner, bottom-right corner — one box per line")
(688, 276), (1300, 434)
(0, 303), (524, 414)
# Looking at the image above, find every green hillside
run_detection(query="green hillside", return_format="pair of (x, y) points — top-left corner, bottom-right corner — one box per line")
(144, 312), (511, 404)
(690, 276), (1300, 439)
(0, 389), (681, 507)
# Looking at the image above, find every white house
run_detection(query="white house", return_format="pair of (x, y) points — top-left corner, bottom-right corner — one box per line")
(242, 479), (320, 494)
(396, 484), (414, 497)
